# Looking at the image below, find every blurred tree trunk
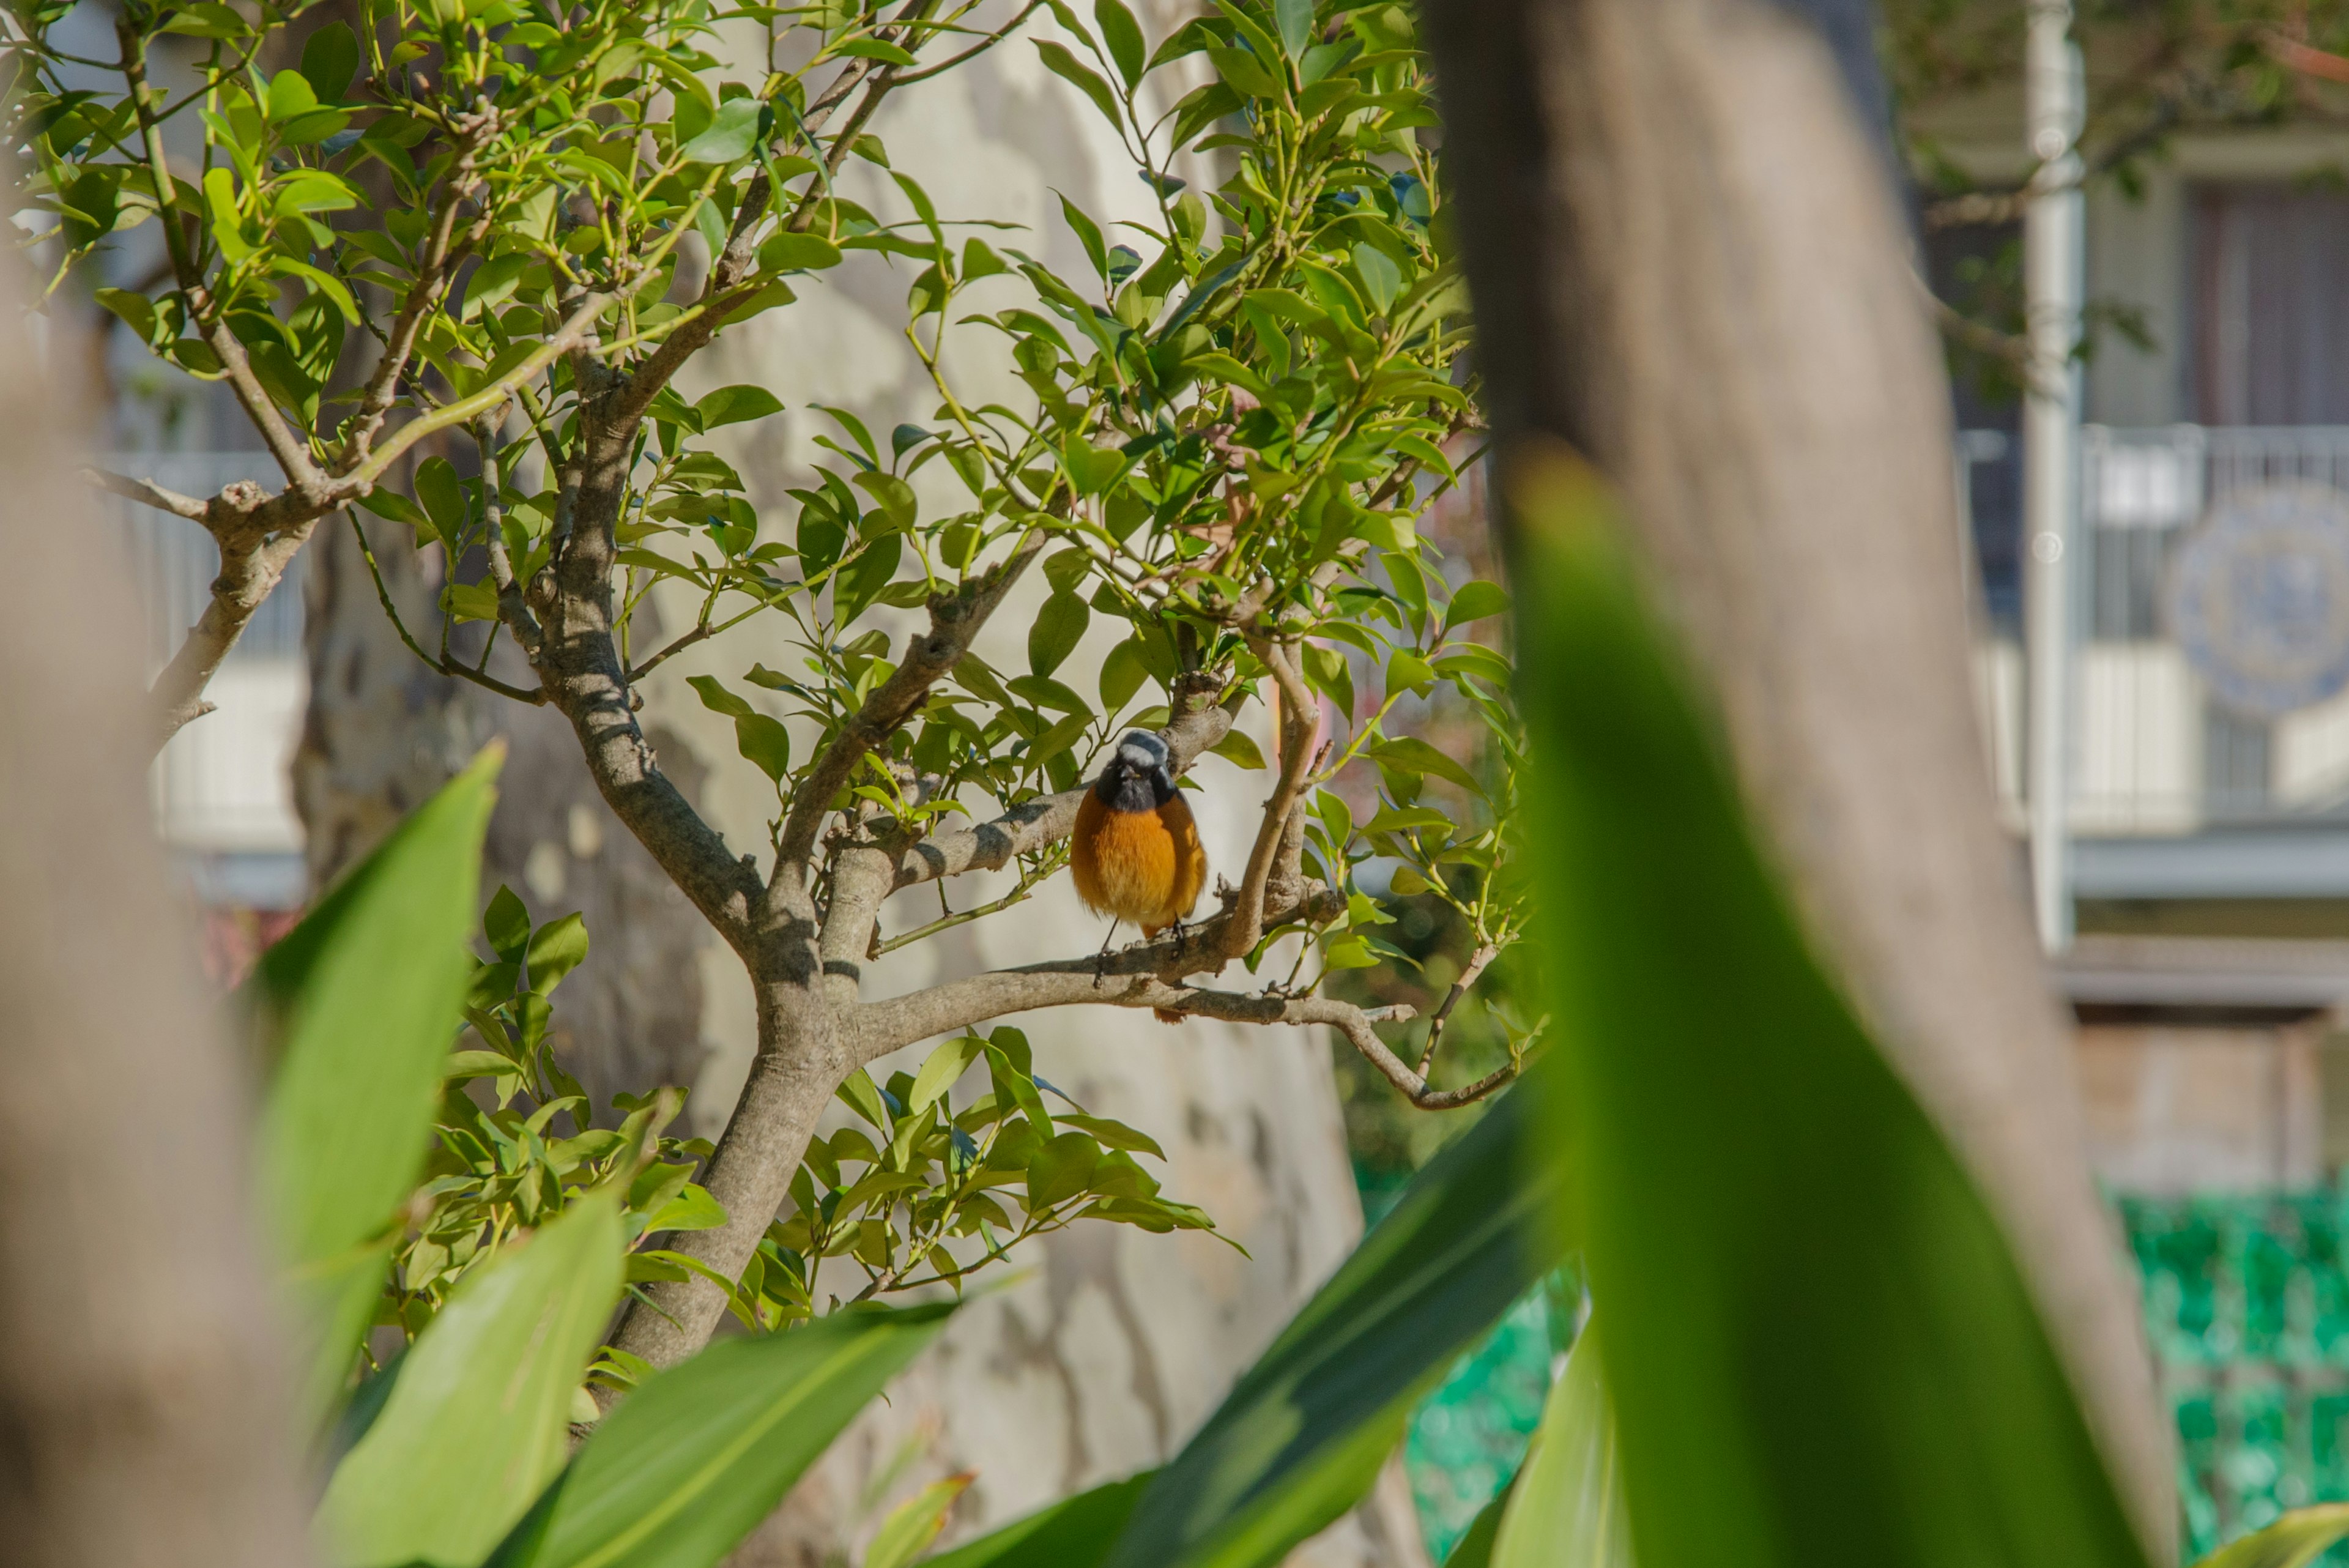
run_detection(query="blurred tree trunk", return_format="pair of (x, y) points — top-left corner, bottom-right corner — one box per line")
(0, 267), (312, 1567)
(1425, 0), (2175, 1553)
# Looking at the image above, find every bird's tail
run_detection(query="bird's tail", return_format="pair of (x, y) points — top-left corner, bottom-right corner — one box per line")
(1152, 1007), (1184, 1025)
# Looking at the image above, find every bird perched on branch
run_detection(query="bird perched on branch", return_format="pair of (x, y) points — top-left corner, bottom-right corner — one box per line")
(1073, 730), (1207, 1023)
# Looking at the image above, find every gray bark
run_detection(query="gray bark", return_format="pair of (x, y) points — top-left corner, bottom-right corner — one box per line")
(297, 514), (709, 1113)
(1424, 0), (2175, 1551)
(0, 269), (312, 1567)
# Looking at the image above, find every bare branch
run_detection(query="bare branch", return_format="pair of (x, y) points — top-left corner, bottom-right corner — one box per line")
(1413, 942), (1499, 1073)
(771, 535), (1047, 901)
(341, 155), (492, 465)
(848, 883), (1345, 1058)
(1220, 636), (1321, 957)
(150, 524), (313, 745)
(82, 467), (208, 521)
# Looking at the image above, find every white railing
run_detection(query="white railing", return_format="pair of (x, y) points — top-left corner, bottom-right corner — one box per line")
(100, 451), (308, 866)
(1966, 425), (2349, 839)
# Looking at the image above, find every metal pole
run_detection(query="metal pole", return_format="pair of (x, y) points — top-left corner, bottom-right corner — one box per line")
(2024, 0), (2084, 953)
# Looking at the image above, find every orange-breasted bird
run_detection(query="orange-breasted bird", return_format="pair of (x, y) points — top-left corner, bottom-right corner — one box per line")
(1072, 731), (1208, 1021)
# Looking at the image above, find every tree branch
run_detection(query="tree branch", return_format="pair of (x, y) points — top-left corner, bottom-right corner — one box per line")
(771, 535), (1047, 904)
(1220, 636), (1321, 957)
(83, 467), (207, 521)
(150, 522), (312, 744)
(848, 883), (1345, 1058)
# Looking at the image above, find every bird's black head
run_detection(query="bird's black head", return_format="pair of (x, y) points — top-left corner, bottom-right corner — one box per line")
(1094, 730), (1176, 813)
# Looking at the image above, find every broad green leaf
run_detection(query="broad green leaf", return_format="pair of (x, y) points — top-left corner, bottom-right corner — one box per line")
(525, 913), (589, 994)
(1030, 590), (1089, 678)
(1501, 451), (2148, 1568)
(486, 1303), (952, 1568)
(2194, 1507), (2349, 1568)
(1490, 1322), (1630, 1568)
(866, 1473), (973, 1568)
(251, 747), (500, 1423)
(1368, 735), (1482, 797)
(921, 1474), (1150, 1568)
(1025, 1130), (1099, 1210)
(1101, 638), (1149, 709)
(1036, 40), (1124, 130)
(696, 384), (784, 429)
(1099, 1080), (1564, 1568)
(485, 885), (531, 960)
(319, 1189), (625, 1567)
(1273, 0), (1314, 59)
(1445, 580), (1511, 629)
(909, 1034), (987, 1116)
(1094, 0), (1147, 88)
(760, 231), (844, 272)
(680, 97), (763, 164)
(1207, 729), (1265, 770)
(300, 21), (361, 100)
(736, 713), (793, 783)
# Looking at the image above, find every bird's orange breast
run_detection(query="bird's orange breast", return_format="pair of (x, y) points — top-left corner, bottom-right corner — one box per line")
(1072, 790), (1206, 934)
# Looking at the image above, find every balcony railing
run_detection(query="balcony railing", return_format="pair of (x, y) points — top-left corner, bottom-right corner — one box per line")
(1967, 425), (2349, 844)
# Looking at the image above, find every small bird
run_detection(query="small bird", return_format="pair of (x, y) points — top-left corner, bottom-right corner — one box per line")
(1072, 731), (1208, 1022)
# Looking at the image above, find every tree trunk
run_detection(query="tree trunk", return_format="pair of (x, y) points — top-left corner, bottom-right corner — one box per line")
(297, 515), (710, 1113)
(1425, 0), (2173, 1553)
(0, 267), (312, 1568)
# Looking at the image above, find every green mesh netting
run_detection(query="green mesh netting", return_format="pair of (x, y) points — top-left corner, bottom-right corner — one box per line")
(2123, 1190), (2349, 1564)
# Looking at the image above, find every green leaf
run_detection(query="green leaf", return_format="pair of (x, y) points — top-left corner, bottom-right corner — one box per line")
(759, 231), (844, 272)
(415, 456), (467, 543)
(1207, 729), (1266, 771)
(1445, 580), (1511, 629)
(2194, 1507), (2349, 1568)
(909, 1034), (987, 1117)
(1503, 456), (2148, 1568)
(736, 713), (793, 784)
(1056, 193), (1109, 280)
(866, 1473), (974, 1568)
(680, 97), (763, 165)
(647, 1184), (729, 1234)
(525, 913), (589, 995)
(300, 21), (361, 100)
(1026, 1130), (1100, 1210)
(922, 1474), (1149, 1568)
(94, 286), (157, 344)
(1205, 45), (1282, 100)
(1094, 0), (1148, 88)
(834, 36), (918, 65)
(266, 67), (319, 123)
(688, 674), (755, 719)
(1030, 590), (1090, 678)
(484, 884), (531, 960)
(250, 748), (499, 1425)
(1099, 1081), (1564, 1568)
(1037, 40), (1125, 130)
(1368, 735), (1482, 797)
(1490, 1323), (1631, 1568)
(484, 1303), (952, 1568)
(319, 1189), (624, 1567)
(696, 384), (784, 429)
(1274, 0), (1315, 59)
(1100, 639), (1149, 710)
